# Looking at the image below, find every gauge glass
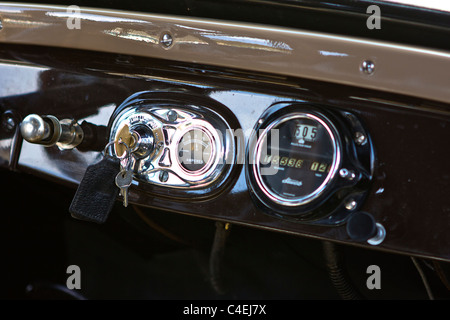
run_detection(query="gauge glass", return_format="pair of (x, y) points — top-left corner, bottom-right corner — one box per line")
(255, 114), (339, 206)
(177, 128), (213, 172)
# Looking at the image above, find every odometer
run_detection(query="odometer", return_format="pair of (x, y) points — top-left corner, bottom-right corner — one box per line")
(253, 113), (340, 207)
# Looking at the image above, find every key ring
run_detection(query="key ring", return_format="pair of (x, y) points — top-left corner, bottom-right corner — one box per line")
(103, 139), (131, 160)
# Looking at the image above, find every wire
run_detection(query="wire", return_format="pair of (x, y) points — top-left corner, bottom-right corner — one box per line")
(209, 221), (231, 295)
(411, 257), (435, 300)
(432, 260), (450, 291)
(132, 205), (192, 246)
(322, 241), (363, 300)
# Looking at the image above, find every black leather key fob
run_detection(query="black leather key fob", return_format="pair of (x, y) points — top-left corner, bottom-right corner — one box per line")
(69, 156), (120, 224)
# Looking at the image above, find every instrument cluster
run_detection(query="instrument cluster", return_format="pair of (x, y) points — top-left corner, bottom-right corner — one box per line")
(108, 92), (376, 235)
(108, 92), (236, 192)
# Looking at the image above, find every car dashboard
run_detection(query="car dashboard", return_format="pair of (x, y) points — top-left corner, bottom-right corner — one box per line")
(1, 0), (450, 301)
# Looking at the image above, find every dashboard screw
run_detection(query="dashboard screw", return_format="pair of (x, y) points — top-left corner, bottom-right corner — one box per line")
(360, 60), (375, 75)
(2, 112), (17, 132)
(160, 33), (173, 48)
(5, 117), (16, 131)
(159, 170), (169, 182)
(339, 168), (356, 181)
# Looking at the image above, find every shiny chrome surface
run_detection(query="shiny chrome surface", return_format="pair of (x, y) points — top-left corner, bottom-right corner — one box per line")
(252, 113), (341, 207)
(110, 106), (234, 189)
(56, 119), (84, 150)
(0, 3), (449, 105)
(2, 43), (450, 261)
(367, 222), (387, 246)
(20, 114), (51, 143)
(20, 114), (84, 149)
(171, 121), (218, 179)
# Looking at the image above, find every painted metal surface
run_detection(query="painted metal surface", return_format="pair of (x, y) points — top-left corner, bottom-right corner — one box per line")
(1, 44), (449, 261)
(0, 3), (449, 106)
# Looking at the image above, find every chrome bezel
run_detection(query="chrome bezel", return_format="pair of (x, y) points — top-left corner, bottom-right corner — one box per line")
(109, 106), (232, 189)
(172, 122), (220, 180)
(252, 113), (341, 207)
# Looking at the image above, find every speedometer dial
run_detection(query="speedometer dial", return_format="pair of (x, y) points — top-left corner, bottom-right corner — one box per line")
(254, 113), (340, 206)
(248, 104), (374, 223)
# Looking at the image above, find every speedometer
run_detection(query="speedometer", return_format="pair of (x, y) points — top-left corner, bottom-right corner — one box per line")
(246, 103), (374, 224)
(254, 113), (340, 206)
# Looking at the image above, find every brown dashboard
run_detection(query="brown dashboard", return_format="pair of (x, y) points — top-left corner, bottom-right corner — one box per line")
(1, 1), (450, 301)
(1, 41), (449, 261)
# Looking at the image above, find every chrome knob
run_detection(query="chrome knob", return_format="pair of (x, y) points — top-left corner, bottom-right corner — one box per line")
(20, 114), (83, 149)
(20, 114), (52, 143)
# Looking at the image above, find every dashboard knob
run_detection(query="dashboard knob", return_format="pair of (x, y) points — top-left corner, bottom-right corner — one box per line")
(346, 211), (377, 242)
(20, 114), (84, 149)
(20, 114), (52, 143)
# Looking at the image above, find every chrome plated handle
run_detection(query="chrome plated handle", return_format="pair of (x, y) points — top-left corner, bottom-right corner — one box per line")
(20, 114), (84, 149)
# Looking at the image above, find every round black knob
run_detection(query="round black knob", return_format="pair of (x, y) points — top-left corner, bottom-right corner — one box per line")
(346, 212), (377, 242)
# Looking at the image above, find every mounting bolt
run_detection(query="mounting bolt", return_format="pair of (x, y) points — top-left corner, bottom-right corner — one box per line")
(360, 60), (375, 75)
(160, 33), (173, 48)
(339, 168), (356, 181)
(355, 132), (367, 145)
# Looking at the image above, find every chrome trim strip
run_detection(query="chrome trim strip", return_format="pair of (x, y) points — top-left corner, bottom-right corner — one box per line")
(0, 3), (449, 104)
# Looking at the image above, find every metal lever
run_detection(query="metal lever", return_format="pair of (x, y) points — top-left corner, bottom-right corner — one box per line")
(20, 114), (84, 149)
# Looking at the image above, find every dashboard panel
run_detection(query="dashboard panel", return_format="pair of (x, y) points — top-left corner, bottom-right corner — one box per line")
(1, 1), (450, 300)
(1, 40), (449, 262)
